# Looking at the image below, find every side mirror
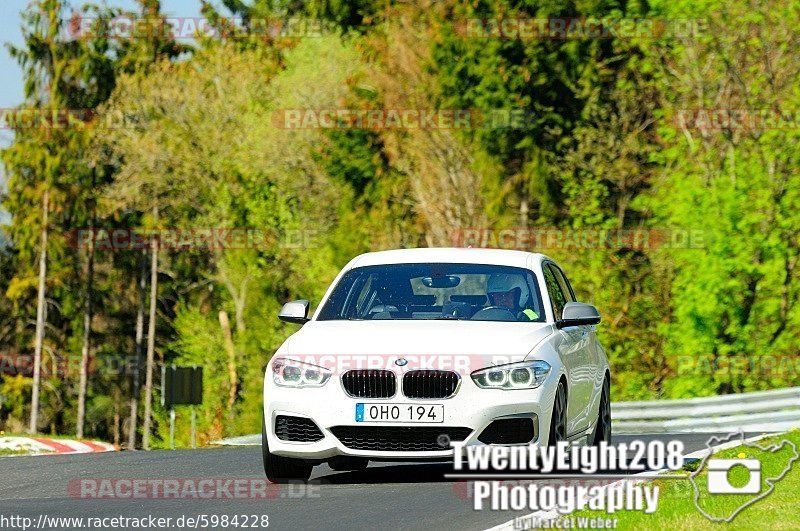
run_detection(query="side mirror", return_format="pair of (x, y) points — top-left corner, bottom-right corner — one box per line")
(556, 302), (600, 329)
(279, 300), (310, 325)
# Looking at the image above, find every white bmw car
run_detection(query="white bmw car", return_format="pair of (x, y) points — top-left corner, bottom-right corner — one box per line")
(262, 248), (611, 482)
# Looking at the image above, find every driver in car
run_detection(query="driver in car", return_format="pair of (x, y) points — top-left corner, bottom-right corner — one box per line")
(486, 274), (539, 321)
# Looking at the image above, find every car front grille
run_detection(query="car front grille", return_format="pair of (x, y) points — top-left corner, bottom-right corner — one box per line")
(341, 370), (396, 398)
(274, 415), (324, 442)
(329, 426), (472, 452)
(402, 370), (460, 399)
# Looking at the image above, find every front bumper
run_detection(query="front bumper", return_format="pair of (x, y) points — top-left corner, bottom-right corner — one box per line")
(264, 369), (558, 461)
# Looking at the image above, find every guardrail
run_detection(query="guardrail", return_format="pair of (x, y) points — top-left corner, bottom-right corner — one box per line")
(611, 386), (800, 434)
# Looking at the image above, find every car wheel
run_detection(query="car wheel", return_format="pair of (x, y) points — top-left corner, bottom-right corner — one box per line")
(548, 381), (567, 446)
(590, 378), (611, 446)
(262, 414), (313, 483)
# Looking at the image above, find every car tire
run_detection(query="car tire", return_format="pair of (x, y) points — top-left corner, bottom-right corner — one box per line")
(262, 414), (313, 483)
(590, 377), (611, 446)
(548, 381), (567, 446)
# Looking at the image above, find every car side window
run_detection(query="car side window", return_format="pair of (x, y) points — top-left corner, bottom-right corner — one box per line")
(550, 265), (576, 303)
(542, 265), (566, 320)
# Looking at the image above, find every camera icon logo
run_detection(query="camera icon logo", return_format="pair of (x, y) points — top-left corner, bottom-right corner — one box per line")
(706, 458), (761, 494)
(690, 431), (798, 522)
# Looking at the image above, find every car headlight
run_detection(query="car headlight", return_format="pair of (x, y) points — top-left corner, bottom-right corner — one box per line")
(272, 358), (332, 388)
(471, 360), (551, 390)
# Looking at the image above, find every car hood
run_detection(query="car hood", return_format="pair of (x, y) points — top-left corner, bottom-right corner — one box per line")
(281, 320), (553, 362)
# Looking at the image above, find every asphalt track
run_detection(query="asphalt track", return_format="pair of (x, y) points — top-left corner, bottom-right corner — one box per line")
(0, 433), (734, 531)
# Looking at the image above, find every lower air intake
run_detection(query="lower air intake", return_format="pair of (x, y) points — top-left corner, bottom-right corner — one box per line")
(477, 417), (537, 445)
(329, 426), (472, 452)
(275, 415), (324, 442)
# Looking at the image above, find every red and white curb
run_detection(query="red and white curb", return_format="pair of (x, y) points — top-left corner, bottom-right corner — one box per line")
(0, 436), (116, 456)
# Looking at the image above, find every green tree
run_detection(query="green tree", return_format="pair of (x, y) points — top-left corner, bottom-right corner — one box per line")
(650, 0), (800, 396)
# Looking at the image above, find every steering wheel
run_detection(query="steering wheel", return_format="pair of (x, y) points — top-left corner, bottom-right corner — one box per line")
(470, 306), (517, 321)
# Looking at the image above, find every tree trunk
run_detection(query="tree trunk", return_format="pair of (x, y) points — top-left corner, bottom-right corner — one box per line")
(128, 248), (147, 450)
(519, 197), (529, 227)
(142, 207), (159, 450)
(76, 214), (95, 439)
(113, 388), (120, 447)
(218, 310), (238, 416)
(28, 188), (49, 434)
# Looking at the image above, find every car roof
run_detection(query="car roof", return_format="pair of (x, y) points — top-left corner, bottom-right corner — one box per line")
(347, 248), (550, 270)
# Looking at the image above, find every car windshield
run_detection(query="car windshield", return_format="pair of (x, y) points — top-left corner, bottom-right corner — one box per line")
(316, 263), (545, 322)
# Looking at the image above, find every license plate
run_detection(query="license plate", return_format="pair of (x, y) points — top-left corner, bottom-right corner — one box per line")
(355, 403), (444, 423)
